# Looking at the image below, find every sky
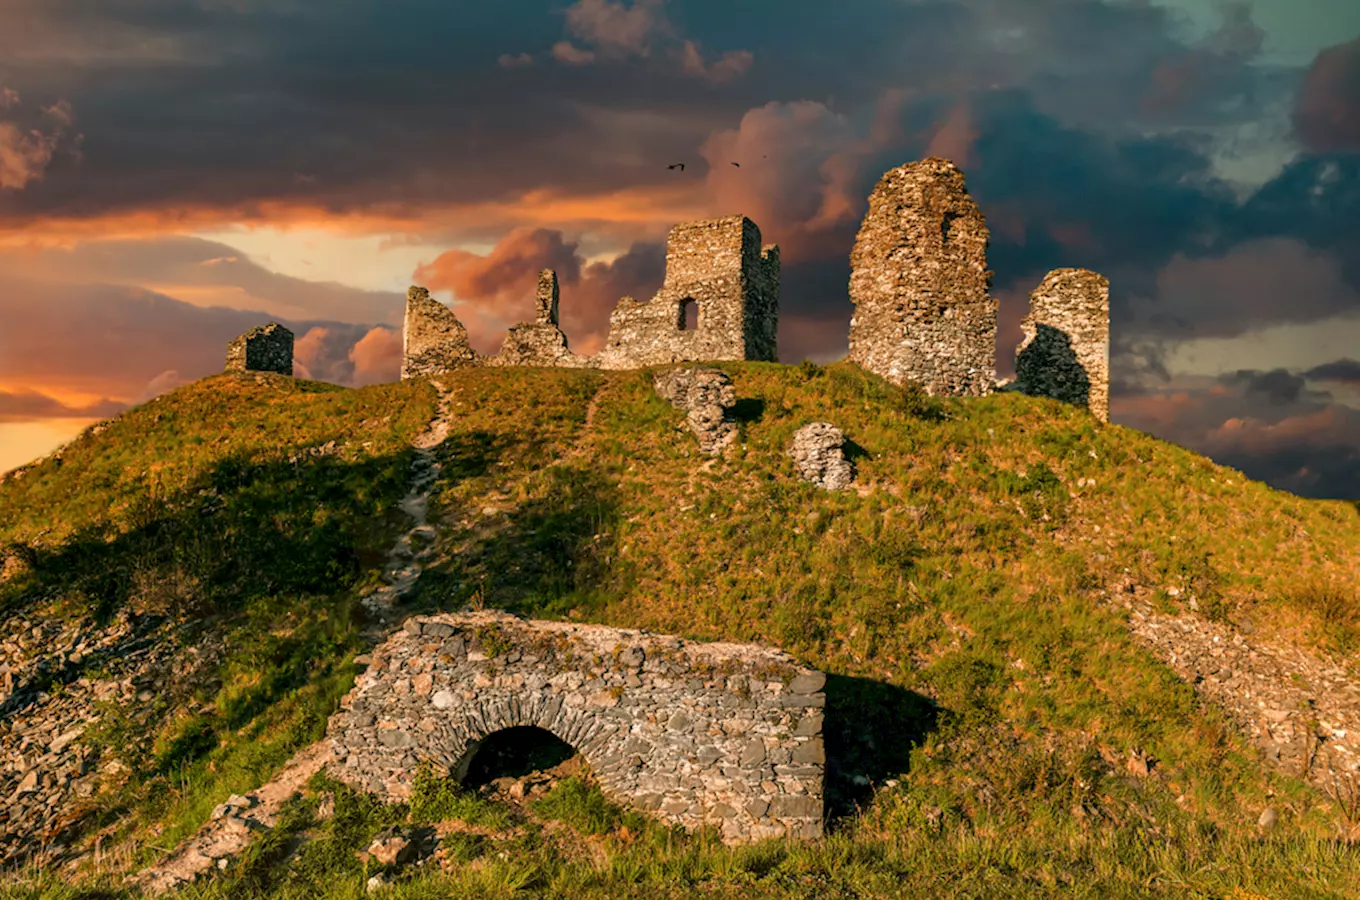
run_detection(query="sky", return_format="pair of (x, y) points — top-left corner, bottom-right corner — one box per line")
(0, 0), (1358, 498)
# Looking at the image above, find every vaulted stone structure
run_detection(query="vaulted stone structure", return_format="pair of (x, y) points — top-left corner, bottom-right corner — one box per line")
(326, 612), (826, 843)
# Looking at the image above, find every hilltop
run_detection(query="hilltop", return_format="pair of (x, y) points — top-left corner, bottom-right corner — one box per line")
(2, 363), (1359, 898)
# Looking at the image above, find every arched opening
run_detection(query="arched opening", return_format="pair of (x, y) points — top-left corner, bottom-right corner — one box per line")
(678, 297), (698, 331)
(460, 726), (579, 790)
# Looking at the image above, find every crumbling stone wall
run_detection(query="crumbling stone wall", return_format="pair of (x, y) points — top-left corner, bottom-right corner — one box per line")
(848, 158), (996, 396)
(653, 366), (738, 455)
(401, 287), (481, 379)
(596, 216), (779, 370)
(327, 612), (825, 843)
(225, 323), (294, 376)
(1014, 269), (1110, 422)
(788, 423), (853, 490)
(491, 270), (590, 368)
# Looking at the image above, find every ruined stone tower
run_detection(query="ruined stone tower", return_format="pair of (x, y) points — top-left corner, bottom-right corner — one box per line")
(225, 322), (294, 376)
(1015, 268), (1110, 422)
(492, 269), (584, 367)
(595, 215), (779, 370)
(848, 158), (996, 396)
(401, 286), (480, 380)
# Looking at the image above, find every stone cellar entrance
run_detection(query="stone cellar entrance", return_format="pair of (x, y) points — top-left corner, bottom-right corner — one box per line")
(459, 726), (579, 789)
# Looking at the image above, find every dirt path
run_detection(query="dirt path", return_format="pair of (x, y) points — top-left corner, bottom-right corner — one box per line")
(134, 381), (458, 894)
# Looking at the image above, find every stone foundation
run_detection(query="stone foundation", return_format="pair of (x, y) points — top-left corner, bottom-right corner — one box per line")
(326, 612), (825, 843)
(848, 158), (996, 396)
(225, 323), (294, 376)
(1015, 269), (1110, 422)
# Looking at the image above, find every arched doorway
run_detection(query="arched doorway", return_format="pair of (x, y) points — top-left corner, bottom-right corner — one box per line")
(459, 726), (581, 793)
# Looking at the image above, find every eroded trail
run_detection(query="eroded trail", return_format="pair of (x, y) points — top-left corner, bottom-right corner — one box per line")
(134, 380), (458, 894)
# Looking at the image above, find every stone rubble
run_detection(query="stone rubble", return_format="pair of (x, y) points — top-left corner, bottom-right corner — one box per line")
(787, 423), (854, 491)
(652, 366), (739, 456)
(1110, 579), (1360, 793)
(326, 611), (826, 844)
(0, 609), (225, 871)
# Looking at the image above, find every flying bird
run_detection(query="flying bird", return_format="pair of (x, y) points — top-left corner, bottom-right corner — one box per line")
(731, 161), (740, 167)
(668, 162), (685, 171)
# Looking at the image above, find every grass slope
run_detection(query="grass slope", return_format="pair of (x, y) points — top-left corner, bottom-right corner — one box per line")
(3, 363), (1360, 898)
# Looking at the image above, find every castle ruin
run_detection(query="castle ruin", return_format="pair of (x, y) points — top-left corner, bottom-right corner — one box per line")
(225, 323), (294, 376)
(848, 157), (996, 397)
(1015, 268), (1111, 422)
(399, 215), (780, 379)
(401, 286), (479, 379)
(595, 215), (779, 369)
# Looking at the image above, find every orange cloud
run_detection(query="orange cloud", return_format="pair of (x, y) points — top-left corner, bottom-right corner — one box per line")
(349, 327), (402, 386)
(1294, 36), (1360, 153)
(0, 91), (77, 190)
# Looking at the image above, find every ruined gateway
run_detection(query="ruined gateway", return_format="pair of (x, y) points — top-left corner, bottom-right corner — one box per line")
(327, 612), (826, 843)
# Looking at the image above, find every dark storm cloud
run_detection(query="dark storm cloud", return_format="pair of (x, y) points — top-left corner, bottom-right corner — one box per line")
(1305, 358), (1360, 384)
(1218, 368), (1329, 406)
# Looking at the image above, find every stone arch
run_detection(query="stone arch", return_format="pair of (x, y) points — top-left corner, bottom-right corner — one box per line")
(327, 612), (827, 843)
(456, 725), (579, 787)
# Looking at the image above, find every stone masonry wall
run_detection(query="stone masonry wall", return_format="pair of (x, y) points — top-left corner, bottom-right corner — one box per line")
(848, 158), (996, 396)
(401, 287), (481, 379)
(224, 323), (294, 376)
(326, 612), (826, 843)
(491, 269), (591, 368)
(1015, 268), (1110, 422)
(595, 215), (779, 370)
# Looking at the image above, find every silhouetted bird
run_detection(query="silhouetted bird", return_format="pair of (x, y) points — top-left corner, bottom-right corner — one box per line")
(668, 162), (685, 171)
(731, 161), (740, 167)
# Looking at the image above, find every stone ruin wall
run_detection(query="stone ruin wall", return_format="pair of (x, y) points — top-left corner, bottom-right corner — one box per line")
(224, 322), (294, 376)
(399, 216), (779, 379)
(489, 270), (592, 369)
(401, 287), (481, 379)
(326, 612), (826, 843)
(1015, 268), (1110, 422)
(595, 215), (778, 370)
(848, 157), (996, 397)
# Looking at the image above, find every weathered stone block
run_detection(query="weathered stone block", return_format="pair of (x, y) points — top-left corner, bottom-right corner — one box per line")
(1015, 268), (1110, 422)
(225, 322), (293, 376)
(848, 157), (996, 396)
(654, 366), (739, 455)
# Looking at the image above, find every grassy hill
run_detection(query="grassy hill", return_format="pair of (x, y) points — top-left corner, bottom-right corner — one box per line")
(2, 363), (1359, 898)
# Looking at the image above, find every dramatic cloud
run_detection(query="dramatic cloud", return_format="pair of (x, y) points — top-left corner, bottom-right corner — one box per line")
(1305, 358), (1360, 384)
(1293, 36), (1360, 153)
(0, 90), (78, 190)
(349, 327), (403, 386)
(0, 389), (125, 423)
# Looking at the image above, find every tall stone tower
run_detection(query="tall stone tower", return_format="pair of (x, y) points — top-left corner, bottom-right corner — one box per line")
(848, 158), (996, 396)
(1015, 268), (1110, 422)
(595, 215), (779, 369)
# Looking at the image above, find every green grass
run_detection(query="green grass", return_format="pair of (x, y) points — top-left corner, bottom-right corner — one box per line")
(3, 362), (1360, 896)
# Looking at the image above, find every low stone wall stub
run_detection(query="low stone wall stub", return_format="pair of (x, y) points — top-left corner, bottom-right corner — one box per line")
(225, 322), (294, 376)
(1015, 268), (1110, 422)
(326, 612), (826, 842)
